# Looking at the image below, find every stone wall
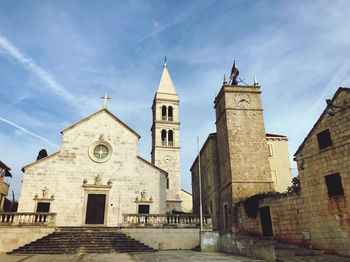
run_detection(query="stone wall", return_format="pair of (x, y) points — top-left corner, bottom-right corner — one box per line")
(0, 226), (55, 253)
(121, 228), (200, 250)
(236, 190), (350, 256)
(200, 231), (276, 260)
(236, 193), (304, 245)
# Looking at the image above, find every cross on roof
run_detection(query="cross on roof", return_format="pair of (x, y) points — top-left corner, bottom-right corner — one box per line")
(163, 56), (167, 67)
(101, 93), (111, 108)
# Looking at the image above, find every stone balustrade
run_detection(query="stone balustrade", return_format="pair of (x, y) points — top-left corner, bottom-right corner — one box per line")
(0, 212), (56, 226)
(123, 213), (212, 229)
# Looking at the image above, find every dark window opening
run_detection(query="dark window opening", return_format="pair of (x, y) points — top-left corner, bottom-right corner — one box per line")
(259, 206), (273, 236)
(317, 129), (332, 149)
(166, 177), (169, 189)
(168, 106), (173, 121)
(138, 204), (150, 214)
(35, 202), (50, 223)
(168, 130), (174, 146)
(325, 173), (344, 197)
(161, 129), (167, 146)
(162, 105), (167, 121)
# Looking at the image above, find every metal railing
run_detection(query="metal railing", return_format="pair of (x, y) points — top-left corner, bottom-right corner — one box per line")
(123, 213), (212, 228)
(0, 212), (56, 226)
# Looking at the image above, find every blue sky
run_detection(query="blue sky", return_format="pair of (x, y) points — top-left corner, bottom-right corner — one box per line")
(1, 0), (350, 200)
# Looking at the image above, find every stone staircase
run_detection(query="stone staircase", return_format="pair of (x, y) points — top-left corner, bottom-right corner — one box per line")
(9, 227), (156, 254)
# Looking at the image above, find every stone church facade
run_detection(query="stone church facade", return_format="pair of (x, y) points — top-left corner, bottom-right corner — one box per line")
(17, 62), (184, 226)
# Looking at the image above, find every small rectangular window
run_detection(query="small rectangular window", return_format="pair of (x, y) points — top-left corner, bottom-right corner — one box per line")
(317, 129), (332, 149)
(268, 144), (274, 157)
(166, 177), (169, 189)
(325, 173), (344, 197)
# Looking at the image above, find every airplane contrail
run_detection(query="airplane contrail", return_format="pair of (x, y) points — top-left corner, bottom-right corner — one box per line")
(0, 34), (76, 106)
(0, 116), (59, 149)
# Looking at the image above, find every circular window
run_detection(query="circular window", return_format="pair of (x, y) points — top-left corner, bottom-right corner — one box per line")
(89, 141), (112, 163)
(93, 144), (109, 160)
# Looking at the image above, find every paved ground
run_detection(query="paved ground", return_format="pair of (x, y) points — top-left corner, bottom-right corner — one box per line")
(131, 251), (266, 261)
(0, 251), (349, 262)
(276, 249), (350, 262)
(0, 251), (266, 262)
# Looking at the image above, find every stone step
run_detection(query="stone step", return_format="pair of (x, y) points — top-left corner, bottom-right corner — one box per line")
(19, 242), (147, 247)
(10, 249), (155, 254)
(9, 227), (156, 254)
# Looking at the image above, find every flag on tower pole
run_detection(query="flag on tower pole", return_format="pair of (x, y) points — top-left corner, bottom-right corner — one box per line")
(229, 60), (239, 85)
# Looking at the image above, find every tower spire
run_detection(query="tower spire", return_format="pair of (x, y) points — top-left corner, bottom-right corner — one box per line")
(163, 56), (167, 67)
(223, 74), (227, 85)
(254, 76), (259, 86)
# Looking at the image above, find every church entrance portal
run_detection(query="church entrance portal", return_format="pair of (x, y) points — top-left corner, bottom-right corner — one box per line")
(85, 194), (106, 224)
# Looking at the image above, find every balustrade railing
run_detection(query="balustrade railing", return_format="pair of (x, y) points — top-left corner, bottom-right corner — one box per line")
(0, 212), (56, 226)
(123, 213), (212, 229)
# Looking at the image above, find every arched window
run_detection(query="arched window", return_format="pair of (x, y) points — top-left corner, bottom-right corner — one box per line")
(168, 106), (173, 121)
(161, 129), (167, 146)
(161, 106), (167, 121)
(168, 130), (174, 146)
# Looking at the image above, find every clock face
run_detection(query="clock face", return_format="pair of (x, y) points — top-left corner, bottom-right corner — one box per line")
(235, 94), (251, 108)
(164, 155), (171, 163)
(93, 144), (109, 160)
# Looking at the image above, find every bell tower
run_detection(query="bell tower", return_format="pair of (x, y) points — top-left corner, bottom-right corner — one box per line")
(151, 59), (181, 212)
(214, 79), (275, 230)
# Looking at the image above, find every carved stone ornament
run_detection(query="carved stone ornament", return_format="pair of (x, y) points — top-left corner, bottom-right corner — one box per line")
(42, 187), (49, 198)
(94, 174), (102, 185)
(135, 189), (153, 203)
(82, 176), (112, 189)
(34, 187), (54, 201)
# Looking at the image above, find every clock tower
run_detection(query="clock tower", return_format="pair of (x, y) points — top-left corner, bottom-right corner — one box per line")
(214, 82), (274, 229)
(151, 60), (181, 212)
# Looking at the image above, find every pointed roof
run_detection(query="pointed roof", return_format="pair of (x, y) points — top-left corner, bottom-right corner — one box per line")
(61, 108), (140, 139)
(154, 63), (179, 101)
(294, 87), (350, 156)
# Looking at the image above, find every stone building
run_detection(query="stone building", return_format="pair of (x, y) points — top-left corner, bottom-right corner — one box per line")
(266, 133), (292, 192)
(17, 62), (185, 226)
(233, 87), (350, 256)
(191, 133), (292, 229)
(0, 161), (11, 211)
(293, 87), (350, 255)
(191, 80), (293, 231)
(180, 189), (193, 213)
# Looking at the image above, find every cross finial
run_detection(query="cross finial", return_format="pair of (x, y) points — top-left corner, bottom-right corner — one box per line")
(100, 93), (111, 108)
(163, 56), (167, 67)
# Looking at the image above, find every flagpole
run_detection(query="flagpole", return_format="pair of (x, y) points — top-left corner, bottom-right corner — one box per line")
(197, 136), (203, 232)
